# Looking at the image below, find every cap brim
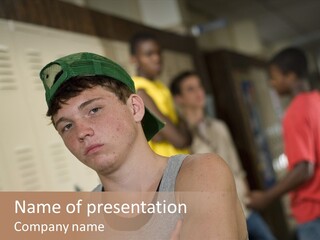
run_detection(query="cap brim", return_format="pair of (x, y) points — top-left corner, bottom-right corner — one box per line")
(141, 107), (165, 141)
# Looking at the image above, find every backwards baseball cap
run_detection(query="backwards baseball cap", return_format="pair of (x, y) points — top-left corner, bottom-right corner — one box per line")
(39, 52), (164, 141)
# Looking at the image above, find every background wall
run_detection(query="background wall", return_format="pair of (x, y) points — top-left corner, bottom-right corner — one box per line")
(0, 0), (199, 191)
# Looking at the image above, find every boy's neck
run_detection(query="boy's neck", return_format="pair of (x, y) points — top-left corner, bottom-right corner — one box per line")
(291, 79), (310, 97)
(98, 139), (167, 192)
(182, 107), (205, 127)
(137, 71), (157, 81)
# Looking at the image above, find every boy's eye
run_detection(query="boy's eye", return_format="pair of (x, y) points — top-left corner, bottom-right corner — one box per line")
(62, 123), (72, 132)
(90, 107), (101, 114)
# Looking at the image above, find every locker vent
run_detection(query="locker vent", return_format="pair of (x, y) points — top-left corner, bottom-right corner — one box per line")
(25, 49), (43, 91)
(0, 45), (17, 90)
(50, 143), (70, 184)
(0, 175), (3, 191)
(15, 147), (41, 190)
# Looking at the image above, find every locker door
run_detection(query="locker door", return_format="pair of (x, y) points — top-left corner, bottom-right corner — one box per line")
(0, 20), (47, 190)
(13, 21), (106, 190)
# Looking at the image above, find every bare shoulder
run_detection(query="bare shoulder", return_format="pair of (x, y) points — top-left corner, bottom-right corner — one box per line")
(174, 153), (248, 239)
(176, 153), (235, 192)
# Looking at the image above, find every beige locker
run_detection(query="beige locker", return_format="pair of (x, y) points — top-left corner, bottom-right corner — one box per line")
(175, 52), (194, 73)
(0, 20), (107, 190)
(161, 50), (194, 86)
(111, 40), (135, 76)
(0, 20), (47, 190)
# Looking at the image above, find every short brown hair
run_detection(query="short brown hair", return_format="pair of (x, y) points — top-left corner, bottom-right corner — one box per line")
(269, 47), (308, 79)
(47, 76), (132, 118)
(170, 71), (198, 96)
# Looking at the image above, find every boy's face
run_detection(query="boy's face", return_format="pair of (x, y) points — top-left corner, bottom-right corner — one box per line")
(269, 64), (293, 96)
(133, 40), (162, 79)
(175, 75), (206, 109)
(52, 86), (139, 174)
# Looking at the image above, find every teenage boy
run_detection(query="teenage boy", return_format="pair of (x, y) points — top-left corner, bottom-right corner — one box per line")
(39, 52), (247, 239)
(130, 32), (191, 156)
(170, 71), (276, 240)
(248, 47), (320, 240)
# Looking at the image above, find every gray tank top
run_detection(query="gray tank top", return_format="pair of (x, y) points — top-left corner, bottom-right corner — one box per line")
(92, 154), (188, 239)
(158, 154), (187, 191)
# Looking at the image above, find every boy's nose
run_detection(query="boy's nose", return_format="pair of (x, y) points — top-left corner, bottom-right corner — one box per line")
(78, 123), (94, 141)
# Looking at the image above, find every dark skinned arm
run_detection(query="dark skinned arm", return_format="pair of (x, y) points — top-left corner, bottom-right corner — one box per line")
(248, 161), (314, 210)
(137, 89), (192, 148)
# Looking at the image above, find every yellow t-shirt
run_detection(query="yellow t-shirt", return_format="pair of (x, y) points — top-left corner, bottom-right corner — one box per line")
(133, 76), (189, 156)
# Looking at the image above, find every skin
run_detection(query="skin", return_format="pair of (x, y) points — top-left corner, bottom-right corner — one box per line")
(53, 86), (167, 191)
(131, 39), (192, 148)
(247, 64), (315, 210)
(53, 86), (247, 238)
(173, 74), (206, 126)
(269, 64), (294, 96)
(133, 40), (162, 80)
(175, 153), (248, 239)
(269, 64), (310, 97)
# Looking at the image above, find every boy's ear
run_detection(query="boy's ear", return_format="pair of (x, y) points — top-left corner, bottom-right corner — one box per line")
(286, 71), (298, 83)
(128, 94), (145, 122)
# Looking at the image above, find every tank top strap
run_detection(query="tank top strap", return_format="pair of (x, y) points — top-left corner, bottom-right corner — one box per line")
(159, 154), (188, 192)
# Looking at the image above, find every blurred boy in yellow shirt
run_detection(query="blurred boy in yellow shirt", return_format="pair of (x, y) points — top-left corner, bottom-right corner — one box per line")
(130, 32), (191, 156)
